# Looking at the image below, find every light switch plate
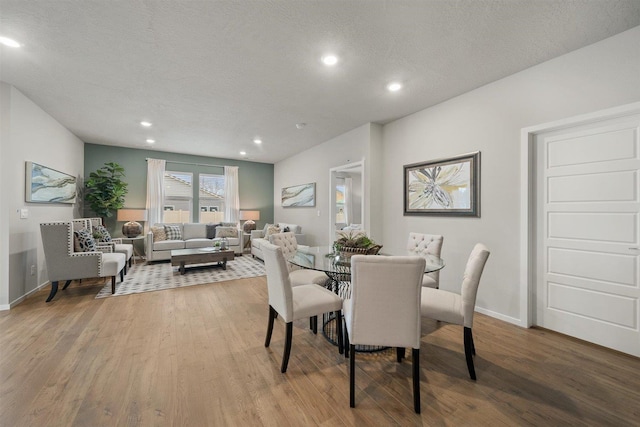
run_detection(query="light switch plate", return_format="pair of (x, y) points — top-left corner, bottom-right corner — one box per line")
(20, 208), (29, 219)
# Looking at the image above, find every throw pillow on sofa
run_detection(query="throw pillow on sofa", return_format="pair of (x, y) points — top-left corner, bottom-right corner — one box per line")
(151, 225), (167, 242)
(206, 223), (221, 239)
(74, 229), (97, 252)
(164, 225), (182, 240)
(216, 227), (238, 238)
(265, 225), (281, 237)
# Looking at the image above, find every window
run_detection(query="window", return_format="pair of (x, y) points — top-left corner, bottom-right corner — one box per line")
(199, 173), (225, 223)
(163, 171), (193, 223)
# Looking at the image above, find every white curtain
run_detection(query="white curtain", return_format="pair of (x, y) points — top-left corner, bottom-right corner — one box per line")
(344, 176), (353, 225)
(224, 166), (240, 224)
(146, 158), (166, 229)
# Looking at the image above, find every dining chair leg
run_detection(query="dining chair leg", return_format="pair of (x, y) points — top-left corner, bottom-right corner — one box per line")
(349, 344), (356, 408)
(281, 322), (293, 373)
(396, 347), (405, 362)
(311, 315), (318, 334)
(471, 330), (476, 355)
(46, 281), (59, 302)
(62, 279), (72, 290)
(265, 305), (276, 347)
(335, 310), (344, 354)
(344, 329), (350, 358)
(412, 348), (421, 414)
(464, 327), (476, 380)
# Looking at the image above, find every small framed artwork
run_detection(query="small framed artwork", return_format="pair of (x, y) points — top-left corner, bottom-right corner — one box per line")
(282, 182), (316, 207)
(404, 151), (480, 217)
(25, 161), (77, 204)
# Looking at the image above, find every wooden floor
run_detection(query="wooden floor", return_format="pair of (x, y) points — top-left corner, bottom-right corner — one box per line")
(1, 277), (639, 427)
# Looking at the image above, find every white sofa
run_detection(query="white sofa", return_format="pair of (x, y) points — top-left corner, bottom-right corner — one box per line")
(146, 223), (243, 261)
(251, 223), (306, 261)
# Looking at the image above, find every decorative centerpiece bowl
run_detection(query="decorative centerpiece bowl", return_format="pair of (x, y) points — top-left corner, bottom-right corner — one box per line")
(333, 230), (382, 262)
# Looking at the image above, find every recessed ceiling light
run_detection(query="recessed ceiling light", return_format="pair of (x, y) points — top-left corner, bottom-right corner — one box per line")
(146, 139), (155, 144)
(240, 151), (247, 156)
(321, 54), (338, 66)
(387, 82), (402, 92)
(296, 123), (306, 129)
(0, 36), (21, 48)
(140, 121), (152, 127)
(253, 138), (262, 144)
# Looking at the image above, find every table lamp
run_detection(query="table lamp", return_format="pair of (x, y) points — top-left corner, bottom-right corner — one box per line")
(117, 208), (148, 237)
(239, 210), (260, 233)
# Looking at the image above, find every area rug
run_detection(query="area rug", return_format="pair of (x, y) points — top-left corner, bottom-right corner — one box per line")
(95, 255), (265, 298)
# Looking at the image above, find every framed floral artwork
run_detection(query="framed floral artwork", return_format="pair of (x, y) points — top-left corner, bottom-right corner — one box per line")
(404, 151), (480, 216)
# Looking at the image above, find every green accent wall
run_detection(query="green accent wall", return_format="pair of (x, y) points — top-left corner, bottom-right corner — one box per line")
(84, 143), (274, 236)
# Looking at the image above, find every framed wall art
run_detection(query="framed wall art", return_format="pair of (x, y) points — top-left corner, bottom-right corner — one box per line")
(25, 161), (77, 204)
(404, 151), (480, 217)
(282, 182), (316, 207)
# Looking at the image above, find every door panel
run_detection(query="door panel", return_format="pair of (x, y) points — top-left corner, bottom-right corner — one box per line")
(535, 115), (640, 356)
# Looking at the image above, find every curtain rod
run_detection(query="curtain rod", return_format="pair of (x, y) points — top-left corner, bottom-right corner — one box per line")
(146, 158), (229, 169)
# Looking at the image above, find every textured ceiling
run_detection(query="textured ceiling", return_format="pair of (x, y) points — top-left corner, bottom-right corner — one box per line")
(1, 1), (639, 163)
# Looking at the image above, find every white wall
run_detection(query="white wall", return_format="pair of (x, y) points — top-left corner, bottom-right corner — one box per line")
(274, 123), (383, 245)
(382, 26), (640, 324)
(274, 26), (640, 325)
(0, 83), (84, 308)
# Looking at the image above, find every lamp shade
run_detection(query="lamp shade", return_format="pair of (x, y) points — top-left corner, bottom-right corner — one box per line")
(117, 209), (148, 237)
(239, 210), (260, 233)
(239, 210), (260, 221)
(117, 209), (148, 222)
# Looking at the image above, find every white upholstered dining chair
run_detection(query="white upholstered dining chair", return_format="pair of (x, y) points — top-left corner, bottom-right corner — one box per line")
(262, 242), (344, 373)
(344, 255), (426, 413)
(268, 232), (328, 287)
(407, 232), (444, 288)
(420, 243), (490, 380)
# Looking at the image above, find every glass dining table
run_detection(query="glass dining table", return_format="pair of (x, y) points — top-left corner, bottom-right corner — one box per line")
(289, 245), (445, 351)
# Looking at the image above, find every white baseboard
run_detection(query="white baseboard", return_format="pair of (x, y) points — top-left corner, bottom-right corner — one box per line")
(475, 306), (526, 328)
(7, 281), (49, 309)
(0, 304), (9, 311)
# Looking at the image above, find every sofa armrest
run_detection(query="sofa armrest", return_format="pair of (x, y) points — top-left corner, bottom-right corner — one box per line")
(251, 230), (265, 239)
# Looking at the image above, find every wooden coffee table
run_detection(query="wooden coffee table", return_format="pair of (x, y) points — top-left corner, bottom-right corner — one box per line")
(170, 248), (235, 275)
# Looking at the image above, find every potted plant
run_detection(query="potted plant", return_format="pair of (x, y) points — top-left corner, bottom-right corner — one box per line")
(334, 230), (382, 257)
(85, 162), (128, 219)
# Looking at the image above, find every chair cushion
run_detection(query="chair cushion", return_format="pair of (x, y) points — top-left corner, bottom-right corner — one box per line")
(421, 288), (464, 325)
(164, 224), (183, 240)
(93, 224), (112, 242)
(73, 229), (97, 252)
(113, 244), (133, 259)
(151, 225), (167, 242)
(101, 253), (126, 277)
(291, 284), (343, 322)
(290, 269), (327, 287)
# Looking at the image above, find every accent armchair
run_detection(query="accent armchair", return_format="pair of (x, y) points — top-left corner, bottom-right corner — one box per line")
(40, 221), (126, 302)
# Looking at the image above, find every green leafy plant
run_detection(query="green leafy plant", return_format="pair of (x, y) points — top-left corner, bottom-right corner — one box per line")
(85, 162), (128, 218)
(334, 230), (378, 251)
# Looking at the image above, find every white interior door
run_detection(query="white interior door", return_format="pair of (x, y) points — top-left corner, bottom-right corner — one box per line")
(535, 114), (640, 357)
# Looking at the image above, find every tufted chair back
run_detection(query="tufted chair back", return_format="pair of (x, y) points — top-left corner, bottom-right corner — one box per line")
(269, 232), (299, 271)
(407, 232), (444, 287)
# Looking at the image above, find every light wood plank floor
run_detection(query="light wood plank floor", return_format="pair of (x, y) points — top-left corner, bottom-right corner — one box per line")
(1, 276), (639, 426)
